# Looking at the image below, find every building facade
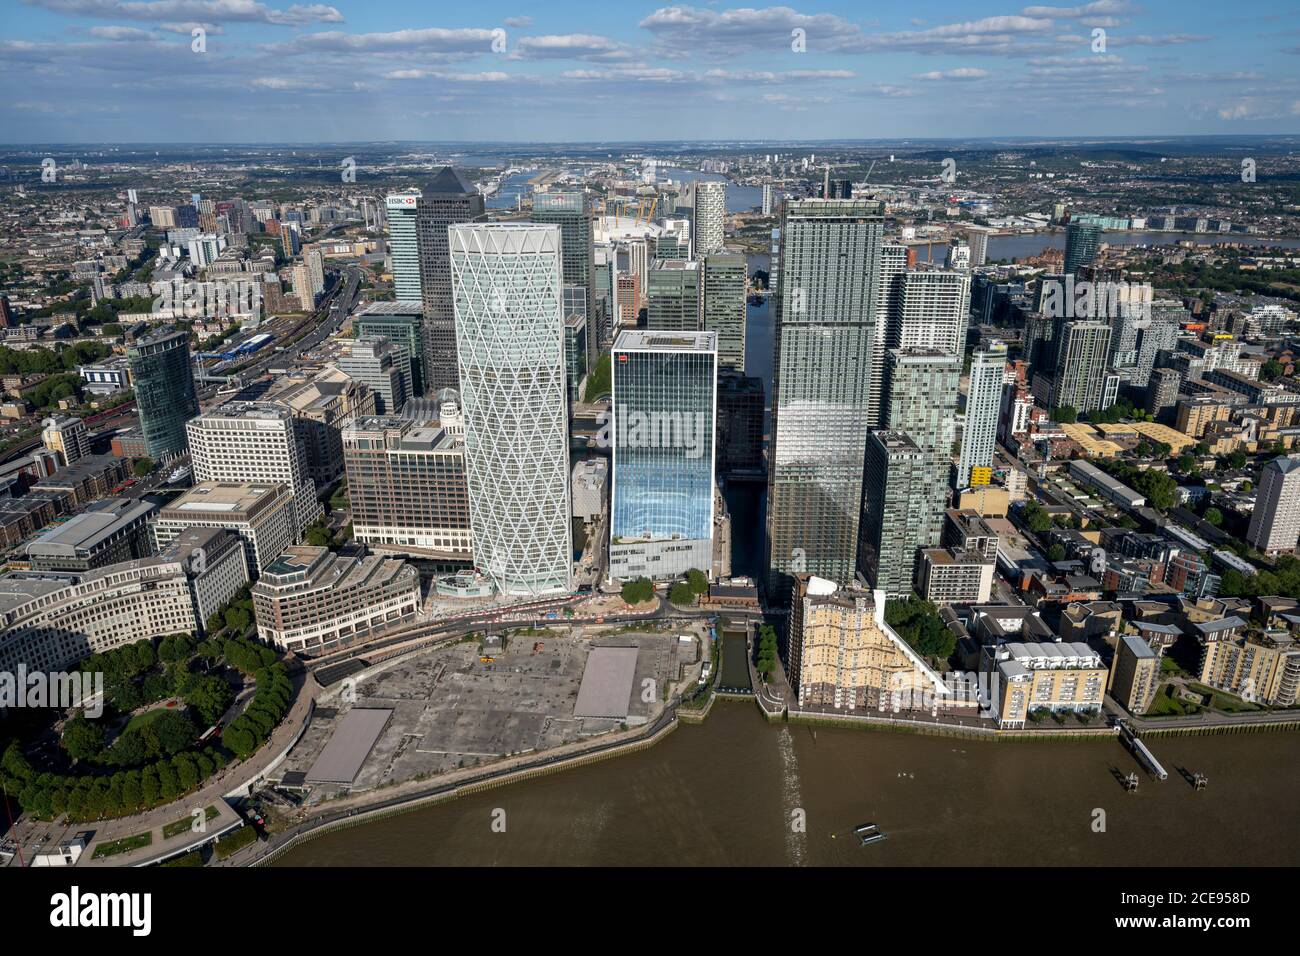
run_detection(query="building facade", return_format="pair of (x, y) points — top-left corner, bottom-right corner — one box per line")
(609, 330), (717, 582)
(251, 545), (420, 654)
(342, 414), (472, 560)
(127, 328), (199, 459)
(450, 223), (572, 596)
(186, 403), (323, 535)
(767, 199), (885, 594)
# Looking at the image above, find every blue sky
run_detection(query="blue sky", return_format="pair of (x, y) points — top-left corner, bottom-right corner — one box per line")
(2, 0), (1299, 143)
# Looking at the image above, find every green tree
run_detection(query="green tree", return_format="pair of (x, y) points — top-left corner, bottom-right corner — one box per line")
(1203, 507), (1223, 527)
(132, 457), (154, 476)
(620, 578), (655, 605)
(668, 582), (696, 605)
(1050, 405), (1077, 424)
(685, 568), (709, 595)
(61, 714), (104, 762)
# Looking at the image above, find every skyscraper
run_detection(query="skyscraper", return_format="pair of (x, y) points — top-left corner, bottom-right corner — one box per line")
(127, 328), (199, 460)
(1247, 455), (1300, 554)
(868, 347), (961, 590)
(868, 243), (910, 427)
(694, 181), (726, 257)
(417, 167), (485, 394)
(767, 198), (885, 594)
(1050, 320), (1112, 413)
(353, 302), (426, 396)
(967, 227), (989, 267)
(1064, 220), (1102, 276)
(532, 189), (595, 331)
(702, 252), (747, 372)
(892, 271), (971, 355)
(646, 259), (701, 332)
(957, 342), (1007, 489)
(450, 223), (572, 596)
(858, 430), (930, 597)
(385, 190), (422, 304)
(609, 330), (718, 582)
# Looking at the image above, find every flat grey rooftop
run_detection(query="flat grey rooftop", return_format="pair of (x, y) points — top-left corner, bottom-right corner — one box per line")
(573, 645), (639, 720)
(305, 707), (393, 785)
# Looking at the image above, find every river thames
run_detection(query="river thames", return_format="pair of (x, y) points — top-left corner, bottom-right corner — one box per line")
(276, 703), (1300, 867)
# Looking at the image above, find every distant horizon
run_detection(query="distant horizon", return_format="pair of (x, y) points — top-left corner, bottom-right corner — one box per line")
(4, 133), (1299, 150)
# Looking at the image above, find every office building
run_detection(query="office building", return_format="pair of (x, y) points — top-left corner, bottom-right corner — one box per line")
(450, 222), (572, 596)
(385, 190), (422, 304)
(337, 336), (411, 415)
(564, 312), (588, 403)
(41, 416), (89, 467)
(251, 545), (421, 654)
(1110, 633), (1160, 715)
(187, 402), (323, 535)
(858, 430), (931, 597)
(153, 481), (297, 576)
(341, 414), (471, 560)
(353, 301), (427, 396)
(787, 574), (946, 710)
(1064, 220), (1102, 276)
(716, 373), (764, 475)
(609, 330), (717, 582)
(127, 328), (199, 459)
(261, 365), (376, 487)
(646, 259), (701, 332)
(532, 190), (595, 325)
(417, 167), (486, 393)
(768, 199), (885, 593)
(702, 252), (747, 372)
(957, 342), (1006, 488)
(0, 528), (248, 674)
(693, 181), (726, 257)
(25, 497), (157, 572)
(1247, 455), (1300, 554)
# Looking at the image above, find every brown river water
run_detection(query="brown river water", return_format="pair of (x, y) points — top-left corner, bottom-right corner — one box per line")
(276, 702), (1300, 867)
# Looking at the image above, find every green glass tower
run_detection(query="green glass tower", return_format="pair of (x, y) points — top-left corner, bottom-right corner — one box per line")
(127, 328), (199, 459)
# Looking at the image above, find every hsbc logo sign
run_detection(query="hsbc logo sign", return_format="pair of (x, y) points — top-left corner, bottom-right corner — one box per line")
(386, 196), (418, 209)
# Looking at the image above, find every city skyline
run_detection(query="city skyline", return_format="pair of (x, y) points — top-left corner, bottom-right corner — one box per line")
(4, 1), (1300, 143)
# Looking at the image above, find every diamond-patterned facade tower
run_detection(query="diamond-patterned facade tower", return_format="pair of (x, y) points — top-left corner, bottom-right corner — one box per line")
(450, 223), (573, 596)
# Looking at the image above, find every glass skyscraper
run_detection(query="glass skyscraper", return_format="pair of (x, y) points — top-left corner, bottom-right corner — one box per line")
(610, 330), (717, 582)
(1064, 220), (1101, 276)
(450, 223), (572, 596)
(417, 167), (485, 394)
(385, 190), (421, 304)
(767, 199), (885, 596)
(127, 327), (199, 459)
(702, 252), (747, 372)
(533, 190), (595, 332)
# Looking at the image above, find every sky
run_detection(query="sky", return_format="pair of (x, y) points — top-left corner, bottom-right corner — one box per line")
(2, 0), (1300, 143)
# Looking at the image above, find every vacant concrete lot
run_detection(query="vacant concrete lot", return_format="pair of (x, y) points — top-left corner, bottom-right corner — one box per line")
(279, 625), (704, 803)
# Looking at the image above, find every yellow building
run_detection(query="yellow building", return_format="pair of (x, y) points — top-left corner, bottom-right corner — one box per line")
(981, 640), (1107, 727)
(788, 574), (948, 710)
(1109, 634), (1160, 715)
(956, 485), (1010, 517)
(1196, 623), (1300, 706)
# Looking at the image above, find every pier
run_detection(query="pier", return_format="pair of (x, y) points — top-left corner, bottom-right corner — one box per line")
(1118, 720), (1168, 780)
